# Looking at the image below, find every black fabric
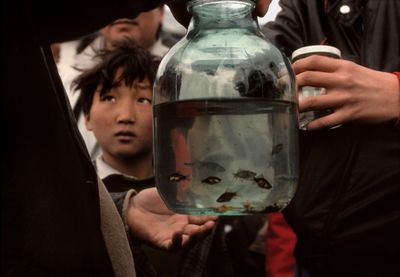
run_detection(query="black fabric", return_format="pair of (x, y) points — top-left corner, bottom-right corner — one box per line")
(222, 216), (266, 277)
(180, 227), (220, 277)
(109, 191), (128, 218)
(262, 0), (400, 274)
(130, 245), (159, 277)
(180, 216), (266, 277)
(0, 0), (161, 275)
(73, 93), (84, 121)
(103, 174), (155, 193)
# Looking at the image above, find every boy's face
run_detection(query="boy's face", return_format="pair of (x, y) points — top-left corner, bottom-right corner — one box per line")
(85, 70), (153, 162)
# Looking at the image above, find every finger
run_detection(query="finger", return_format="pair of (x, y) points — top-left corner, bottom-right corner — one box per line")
(200, 220), (216, 232)
(166, 231), (183, 251)
(180, 234), (193, 249)
(179, 221), (217, 249)
(293, 55), (341, 75)
(183, 223), (207, 236)
(192, 219), (216, 232)
(296, 71), (341, 89)
(299, 92), (347, 113)
(188, 215), (217, 225)
(181, 223), (211, 244)
(180, 224), (214, 249)
(304, 111), (344, 131)
(299, 94), (334, 112)
(180, 226), (202, 249)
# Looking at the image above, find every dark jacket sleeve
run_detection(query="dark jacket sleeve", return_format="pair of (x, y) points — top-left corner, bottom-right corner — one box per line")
(0, 0), (160, 276)
(261, 0), (326, 57)
(24, 0), (162, 43)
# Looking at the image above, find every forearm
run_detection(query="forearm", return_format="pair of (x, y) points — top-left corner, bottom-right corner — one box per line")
(372, 71), (400, 123)
(393, 72), (400, 128)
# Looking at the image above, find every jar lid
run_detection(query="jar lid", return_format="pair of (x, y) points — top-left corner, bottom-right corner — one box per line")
(292, 45), (341, 62)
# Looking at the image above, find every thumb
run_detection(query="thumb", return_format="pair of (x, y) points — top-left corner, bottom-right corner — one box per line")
(165, 231), (183, 251)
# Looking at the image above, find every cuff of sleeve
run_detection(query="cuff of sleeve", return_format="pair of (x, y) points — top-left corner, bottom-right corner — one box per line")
(393, 72), (400, 129)
(122, 189), (137, 232)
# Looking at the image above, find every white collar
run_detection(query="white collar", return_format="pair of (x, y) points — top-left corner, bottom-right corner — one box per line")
(95, 156), (139, 180)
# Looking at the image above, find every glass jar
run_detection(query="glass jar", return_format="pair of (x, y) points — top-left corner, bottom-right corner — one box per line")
(291, 45), (342, 130)
(153, 0), (298, 215)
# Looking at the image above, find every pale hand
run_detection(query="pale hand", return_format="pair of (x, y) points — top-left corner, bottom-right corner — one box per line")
(294, 55), (400, 130)
(126, 188), (217, 250)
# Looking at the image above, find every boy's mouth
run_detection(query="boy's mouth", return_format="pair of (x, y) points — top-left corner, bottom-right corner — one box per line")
(115, 130), (135, 138)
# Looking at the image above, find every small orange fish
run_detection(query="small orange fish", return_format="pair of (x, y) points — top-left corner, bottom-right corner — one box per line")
(212, 205), (232, 213)
(201, 176), (221, 185)
(243, 202), (253, 211)
(169, 173), (187, 182)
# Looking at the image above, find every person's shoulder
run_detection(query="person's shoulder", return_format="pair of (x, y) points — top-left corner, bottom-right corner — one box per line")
(151, 38), (171, 58)
(74, 36), (103, 69)
(160, 31), (183, 49)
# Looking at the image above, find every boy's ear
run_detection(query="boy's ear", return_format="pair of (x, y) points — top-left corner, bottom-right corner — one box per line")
(85, 114), (93, 131)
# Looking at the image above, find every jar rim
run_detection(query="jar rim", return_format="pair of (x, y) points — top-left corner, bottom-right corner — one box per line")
(291, 45), (341, 61)
(187, 0), (255, 11)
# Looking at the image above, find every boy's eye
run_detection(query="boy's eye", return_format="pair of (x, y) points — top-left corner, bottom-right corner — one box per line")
(138, 97), (152, 104)
(100, 95), (116, 102)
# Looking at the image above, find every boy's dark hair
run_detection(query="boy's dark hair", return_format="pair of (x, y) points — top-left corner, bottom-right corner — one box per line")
(73, 39), (160, 115)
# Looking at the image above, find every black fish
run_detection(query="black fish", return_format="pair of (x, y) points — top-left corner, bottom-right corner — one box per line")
(262, 203), (281, 213)
(169, 173), (187, 182)
(216, 191), (237, 202)
(184, 161), (226, 172)
(254, 175), (272, 189)
(201, 176), (221, 185)
(271, 143), (283, 155)
(233, 169), (257, 180)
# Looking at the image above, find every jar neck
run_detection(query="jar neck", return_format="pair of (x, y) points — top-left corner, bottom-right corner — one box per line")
(187, 0), (258, 32)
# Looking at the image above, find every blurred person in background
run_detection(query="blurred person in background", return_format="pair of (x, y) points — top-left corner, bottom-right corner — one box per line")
(262, 0), (400, 276)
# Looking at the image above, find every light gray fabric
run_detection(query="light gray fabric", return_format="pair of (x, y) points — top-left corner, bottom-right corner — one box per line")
(98, 176), (137, 277)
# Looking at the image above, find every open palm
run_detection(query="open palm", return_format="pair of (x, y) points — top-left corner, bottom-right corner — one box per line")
(126, 188), (216, 250)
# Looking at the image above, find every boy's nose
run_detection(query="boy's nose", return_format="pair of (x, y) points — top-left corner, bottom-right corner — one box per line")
(116, 102), (136, 124)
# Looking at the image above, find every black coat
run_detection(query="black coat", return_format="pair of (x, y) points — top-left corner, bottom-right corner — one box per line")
(1, 0), (159, 276)
(263, 0), (400, 275)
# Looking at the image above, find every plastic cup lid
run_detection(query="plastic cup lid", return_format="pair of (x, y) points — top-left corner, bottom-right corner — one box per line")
(292, 45), (341, 60)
